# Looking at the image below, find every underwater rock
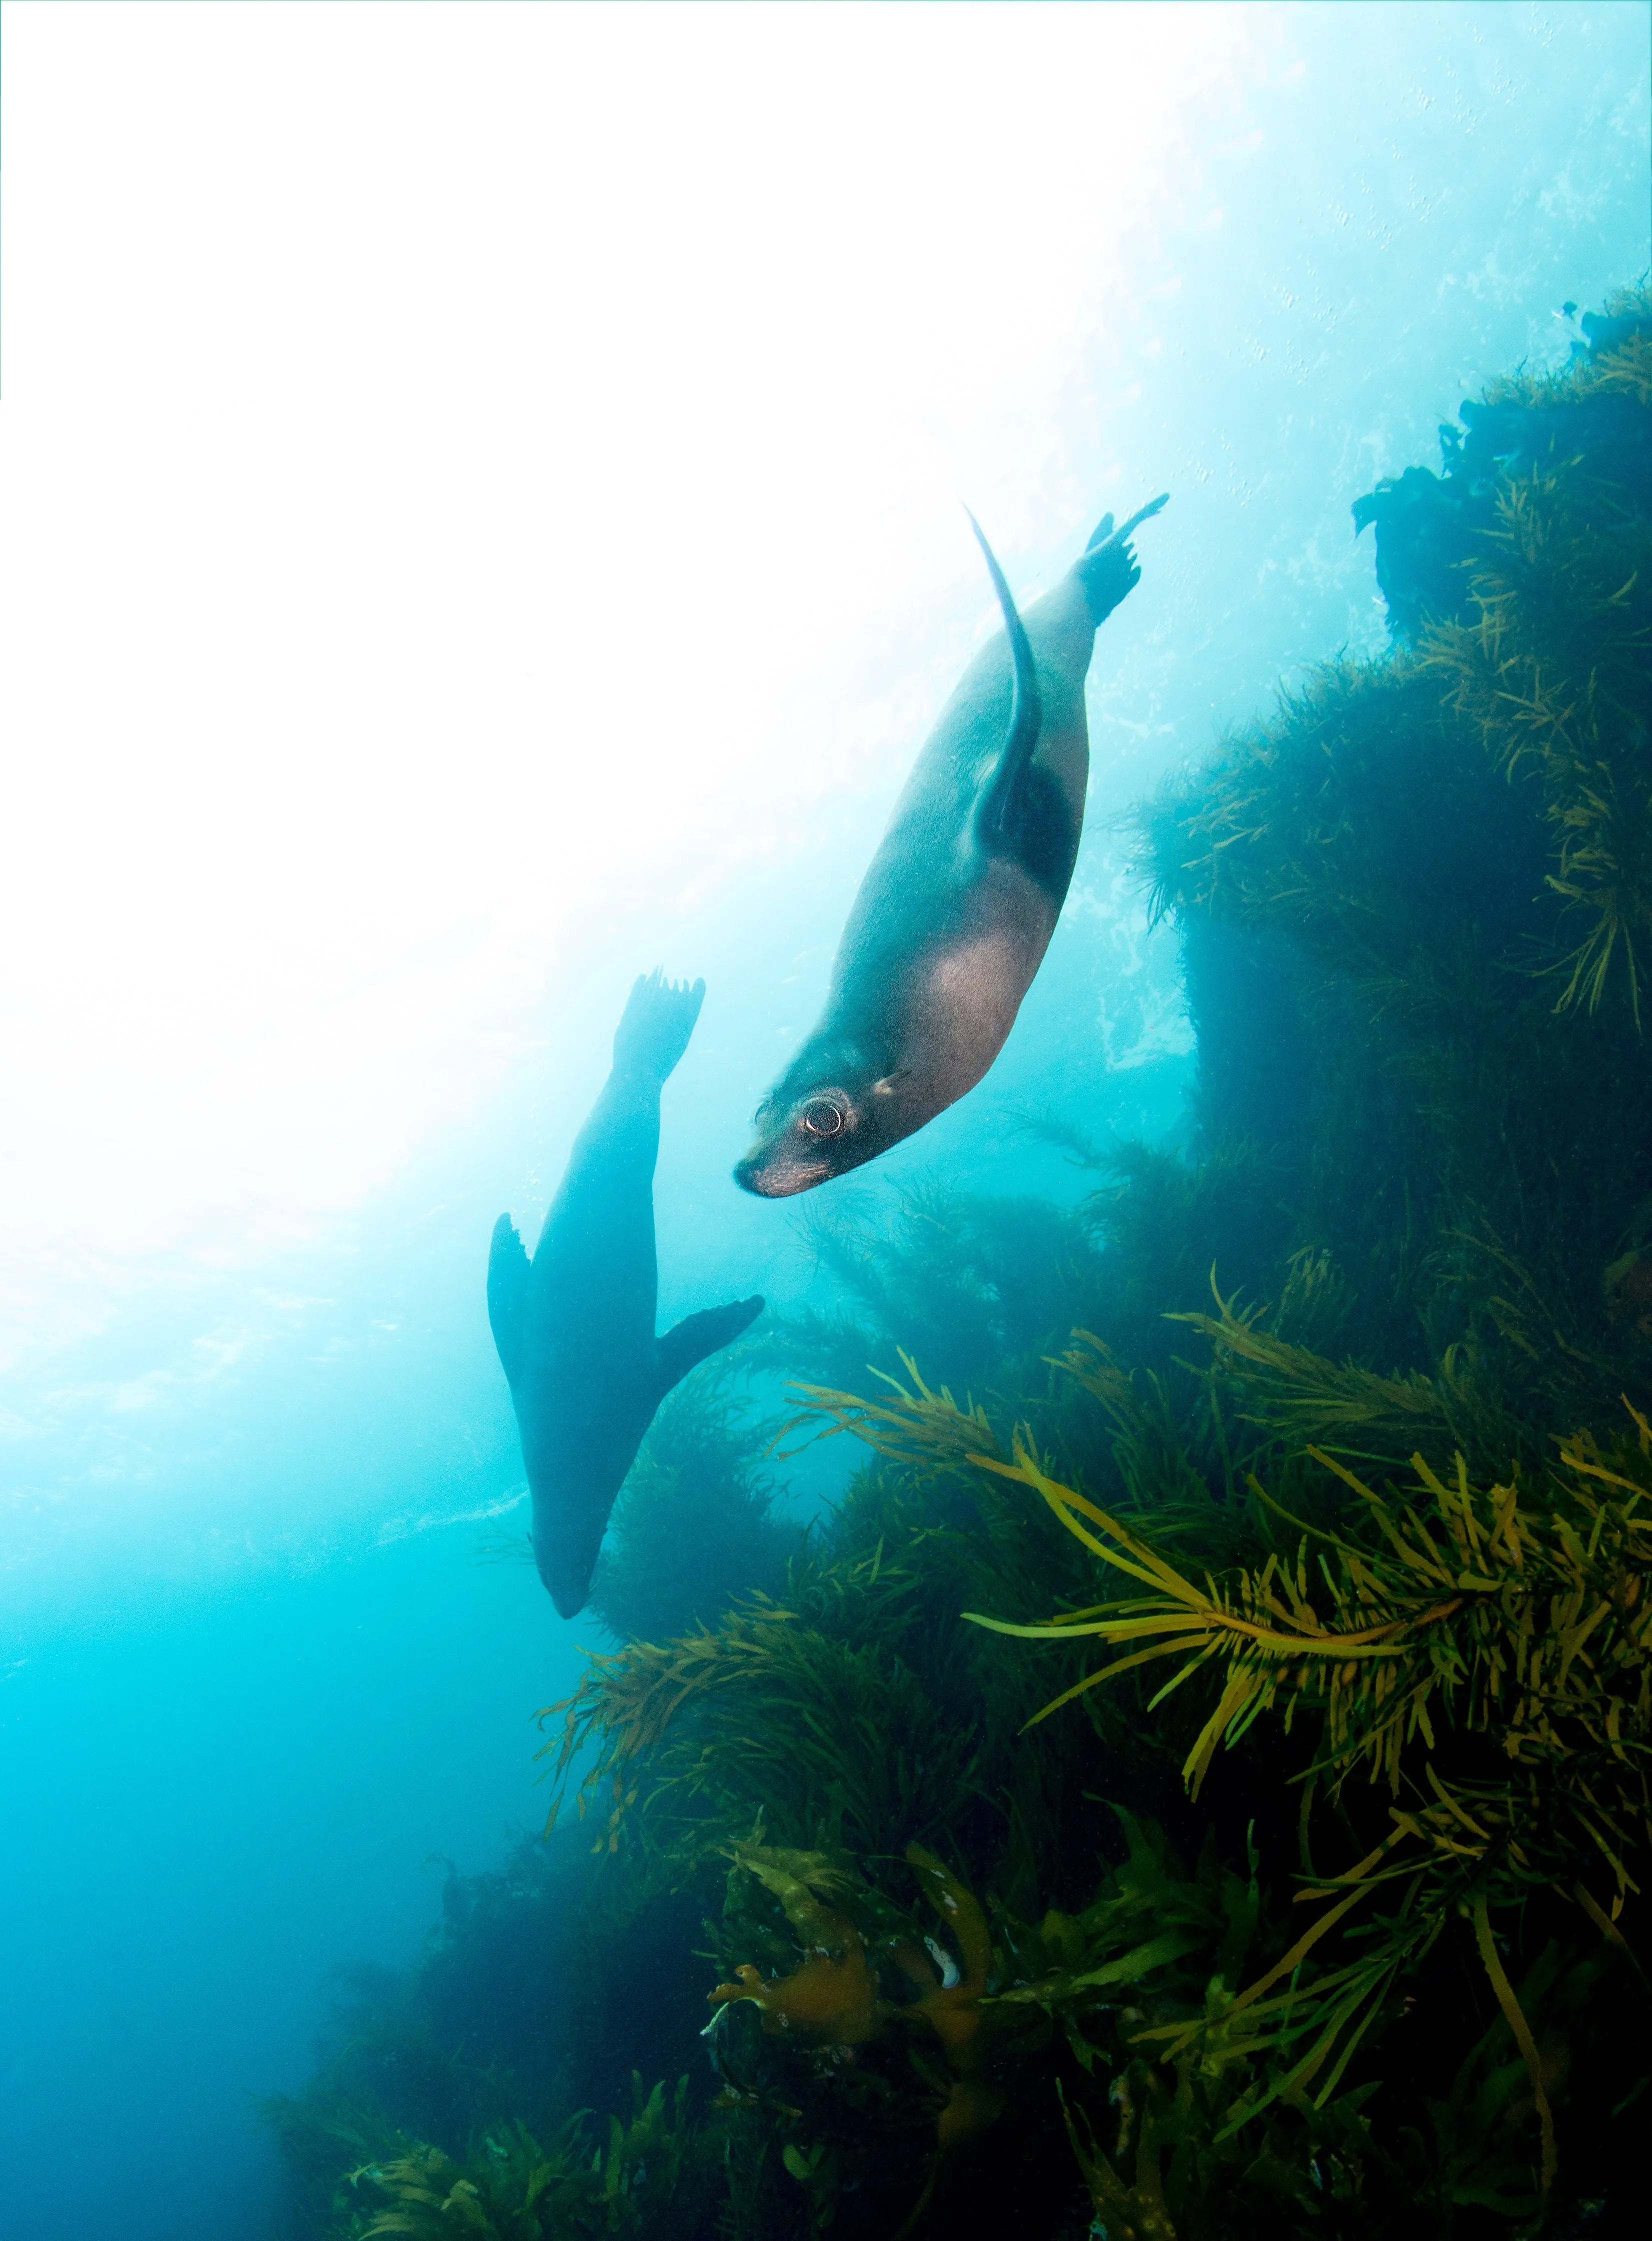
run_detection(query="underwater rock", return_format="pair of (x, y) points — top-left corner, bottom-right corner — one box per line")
(736, 498), (1166, 1197)
(1353, 296), (1652, 639)
(1580, 301), (1652, 358)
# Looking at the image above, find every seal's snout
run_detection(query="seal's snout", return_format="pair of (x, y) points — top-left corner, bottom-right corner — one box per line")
(733, 1153), (794, 1198)
(734, 1148), (832, 1198)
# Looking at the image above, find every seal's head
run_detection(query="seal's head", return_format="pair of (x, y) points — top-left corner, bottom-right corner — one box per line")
(734, 1050), (900, 1197)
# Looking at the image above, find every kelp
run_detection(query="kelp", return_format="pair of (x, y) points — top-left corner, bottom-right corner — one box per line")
(533, 1311), (1652, 2226)
(1420, 467), (1652, 1024)
(347, 2078), (716, 2240)
(542, 1588), (983, 1870)
(694, 1837), (1076, 2238)
(976, 1403), (1652, 2142)
(1480, 290), (1652, 414)
(775, 1325), (1652, 2222)
(1136, 308), (1652, 1426)
(708, 1845), (888, 2048)
(754, 1183), (1116, 1402)
(704, 1840), (998, 2146)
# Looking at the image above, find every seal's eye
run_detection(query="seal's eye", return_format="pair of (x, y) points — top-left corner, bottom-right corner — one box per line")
(801, 1099), (844, 1138)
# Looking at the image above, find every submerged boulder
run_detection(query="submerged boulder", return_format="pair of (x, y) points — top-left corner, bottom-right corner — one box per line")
(1352, 289), (1652, 638)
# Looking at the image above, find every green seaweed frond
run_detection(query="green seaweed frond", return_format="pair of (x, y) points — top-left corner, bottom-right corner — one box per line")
(952, 1406), (1652, 2175)
(348, 2077), (711, 2240)
(1169, 1278), (1450, 1452)
(537, 1580), (982, 1867)
(776, 1349), (1001, 1474)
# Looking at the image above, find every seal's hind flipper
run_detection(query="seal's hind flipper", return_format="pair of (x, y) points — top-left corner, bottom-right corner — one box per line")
(1074, 493), (1168, 625)
(964, 510), (1044, 857)
(654, 1295), (764, 1395)
(487, 1214), (531, 1388)
(612, 969), (707, 1082)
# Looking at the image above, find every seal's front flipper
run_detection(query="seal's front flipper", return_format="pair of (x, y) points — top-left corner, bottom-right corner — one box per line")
(612, 968), (708, 1082)
(1074, 493), (1168, 625)
(965, 511), (1044, 856)
(487, 1214), (531, 1388)
(654, 1295), (765, 1395)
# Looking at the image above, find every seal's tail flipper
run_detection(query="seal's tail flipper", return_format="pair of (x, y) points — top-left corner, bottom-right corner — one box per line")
(612, 969), (707, 1081)
(964, 509), (1043, 853)
(487, 1214), (530, 1388)
(655, 1295), (764, 1395)
(1074, 492), (1168, 625)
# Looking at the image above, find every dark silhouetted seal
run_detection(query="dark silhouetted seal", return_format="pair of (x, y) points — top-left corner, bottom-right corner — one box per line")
(489, 972), (764, 1617)
(734, 496), (1166, 1196)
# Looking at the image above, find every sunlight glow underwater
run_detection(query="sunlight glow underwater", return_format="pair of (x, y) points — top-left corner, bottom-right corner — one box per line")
(2, 2), (1252, 1303)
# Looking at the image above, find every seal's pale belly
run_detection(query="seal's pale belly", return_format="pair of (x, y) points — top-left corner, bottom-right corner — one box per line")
(906, 894), (1057, 1118)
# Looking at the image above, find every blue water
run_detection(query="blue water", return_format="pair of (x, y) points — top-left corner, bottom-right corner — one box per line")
(2, 6), (1648, 2235)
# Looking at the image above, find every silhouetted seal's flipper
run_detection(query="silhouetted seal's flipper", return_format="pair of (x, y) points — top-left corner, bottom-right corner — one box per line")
(656, 1296), (765, 1397)
(614, 968), (706, 1080)
(488, 969), (767, 1619)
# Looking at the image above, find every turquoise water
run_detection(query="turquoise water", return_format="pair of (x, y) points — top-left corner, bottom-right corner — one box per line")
(2, 6), (1648, 2235)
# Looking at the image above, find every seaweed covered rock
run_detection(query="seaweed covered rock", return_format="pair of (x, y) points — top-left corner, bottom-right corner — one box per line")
(344, 2081), (718, 2241)
(1141, 287), (1652, 1426)
(544, 1308), (1652, 2237)
(260, 1835), (719, 2240)
(1352, 285), (1652, 638)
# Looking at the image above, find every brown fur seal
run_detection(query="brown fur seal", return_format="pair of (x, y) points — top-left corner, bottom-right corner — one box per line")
(489, 973), (764, 1616)
(734, 496), (1166, 1196)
